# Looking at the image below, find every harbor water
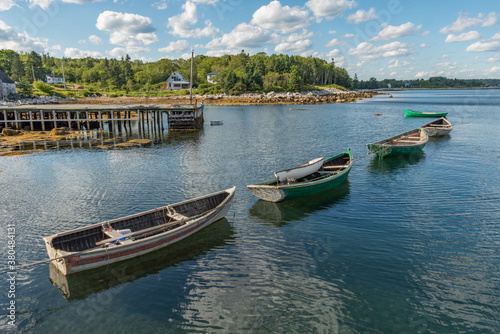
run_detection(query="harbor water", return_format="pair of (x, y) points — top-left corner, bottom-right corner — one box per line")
(1, 89), (499, 333)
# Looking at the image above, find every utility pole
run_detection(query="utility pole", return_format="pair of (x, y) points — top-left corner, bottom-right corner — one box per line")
(190, 49), (194, 105)
(61, 59), (67, 91)
(32, 65), (36, 82)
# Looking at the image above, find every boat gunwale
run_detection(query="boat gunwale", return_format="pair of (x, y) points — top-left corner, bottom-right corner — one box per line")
(43, 187), (236, 255)
(367, 127), (428, 148)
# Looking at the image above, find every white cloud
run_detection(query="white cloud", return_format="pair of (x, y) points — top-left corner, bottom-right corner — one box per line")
(89, 35), (104, 44)
(436, 61), (457, 69)
(466, 33), (500, 52)
(95, 11), (158, 55)
(158, 40), (190, 53)
(388, 59), (409, 68)
(64, 47), (103, 58)
(421, 31), (430, 36)
(420, 43), (430, 48)
(167, 1), (220, 38)
(251, 1), (312, 33)
(486, 66), (500, 74)
(96, 11), (155, 34)
(107, 46), (149, 58)
(325, 38), (340, 47)
(346, 8), (377, 24)
(152, 0), (167, 10)
(0, 0), (17, 11)
(439, 12), (499, 34)
(206, 22), (274, 50)
(29, 0), (104, 9)
(371, 22), (421, 41)
(0, 19), (47, 53)
(275, 39), (313, 53)
(445, 31), (481, 43)
(342, 33), (355, 38)
(487, 54), (500, 62)
(348, 41), (414, 60)
(274, 32), (314, 53)
(306, 0), (356, 21)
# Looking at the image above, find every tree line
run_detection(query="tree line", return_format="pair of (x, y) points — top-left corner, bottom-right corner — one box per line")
(355, 76), (500, 89)
(0, 49), (351, 97)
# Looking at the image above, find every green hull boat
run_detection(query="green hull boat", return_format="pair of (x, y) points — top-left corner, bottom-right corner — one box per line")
(367, 128), (428, 158)
(247, 149), (353, 203)
(404, 109), (448, 117)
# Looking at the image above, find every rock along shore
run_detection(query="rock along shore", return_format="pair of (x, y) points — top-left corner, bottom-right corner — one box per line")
(45, 88), (379, 106)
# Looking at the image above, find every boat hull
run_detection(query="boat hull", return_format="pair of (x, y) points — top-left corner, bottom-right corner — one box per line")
(422, 117), (452, 136)
(404, 109), (448, 117)
(43, 187), (235, 275)
(367, 128), (428, 158)
(248, 150), (352, 202)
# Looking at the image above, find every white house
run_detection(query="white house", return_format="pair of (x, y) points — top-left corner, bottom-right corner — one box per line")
(207, 71), (218, 84)
(0, 70), (16, 98)
(45, 74), (65, 84)
(164, 72), (190, 90)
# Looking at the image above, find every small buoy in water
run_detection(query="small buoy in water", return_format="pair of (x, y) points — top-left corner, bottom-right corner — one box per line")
(374, 113), (383, 116)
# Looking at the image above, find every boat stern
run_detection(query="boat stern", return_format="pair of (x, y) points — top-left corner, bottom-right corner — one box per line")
(247, 185), (286, 203)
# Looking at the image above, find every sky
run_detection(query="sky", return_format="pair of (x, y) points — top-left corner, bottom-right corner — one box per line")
(0, 0), (499, 80)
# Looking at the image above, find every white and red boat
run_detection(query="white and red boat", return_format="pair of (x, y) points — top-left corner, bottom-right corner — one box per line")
(43, 187), (236, 275)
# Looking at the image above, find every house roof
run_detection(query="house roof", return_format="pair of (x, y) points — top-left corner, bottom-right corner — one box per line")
(207, 71), (218, 76)
(46, 74), (64, 78)
(0, 70), (15, 84)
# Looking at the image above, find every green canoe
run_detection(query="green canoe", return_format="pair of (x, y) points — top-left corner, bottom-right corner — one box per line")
(367, 127), (428, 158)
(247, 149), (353, 202)
(404, 109), (448, 117)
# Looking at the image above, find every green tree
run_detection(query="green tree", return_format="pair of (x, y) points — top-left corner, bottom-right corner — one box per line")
(17, 78), (33, 97)
(224, 71), (237, 93)
(289, 65), (303, 92)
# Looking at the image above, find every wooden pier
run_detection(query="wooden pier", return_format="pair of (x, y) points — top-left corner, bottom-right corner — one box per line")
(0, 103), (204, 132)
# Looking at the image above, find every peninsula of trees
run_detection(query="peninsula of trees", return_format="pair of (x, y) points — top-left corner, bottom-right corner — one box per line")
(0, 49), (350, 97)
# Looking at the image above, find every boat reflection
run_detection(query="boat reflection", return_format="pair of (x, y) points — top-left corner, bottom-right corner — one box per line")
(368, 151), (425, 173)
(249, 180), (350, 226)
(48, 218), (234, 301)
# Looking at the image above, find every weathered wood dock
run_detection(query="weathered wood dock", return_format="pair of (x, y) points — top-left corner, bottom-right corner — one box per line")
(0, 103), (204, 132)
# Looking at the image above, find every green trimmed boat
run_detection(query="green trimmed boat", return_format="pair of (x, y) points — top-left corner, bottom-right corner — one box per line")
(247, 149), (352, 202)
(367, 128), (428, 158)
(404, 109), (448, 117)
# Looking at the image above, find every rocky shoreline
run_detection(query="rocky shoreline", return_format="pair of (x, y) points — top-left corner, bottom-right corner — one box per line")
(2, 88), (379, 106)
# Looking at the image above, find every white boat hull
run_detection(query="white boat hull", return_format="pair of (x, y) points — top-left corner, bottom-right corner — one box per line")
(274, 157), (324, 182)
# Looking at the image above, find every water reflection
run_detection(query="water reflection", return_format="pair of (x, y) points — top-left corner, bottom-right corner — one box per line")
(48, 218), (234, 301)
(368, 151), (425, 173)
(249, 180), (350, 225)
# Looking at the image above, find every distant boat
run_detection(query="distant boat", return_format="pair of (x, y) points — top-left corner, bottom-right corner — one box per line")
(404, 109), (448, 117)
(274, 157), (324, 183)
(247, 149), (352, 202)
(210, 120), (223, 125)
(367, 128), (428, 158)
(43, 187), (236, 275)
(422, 117), (452, 136)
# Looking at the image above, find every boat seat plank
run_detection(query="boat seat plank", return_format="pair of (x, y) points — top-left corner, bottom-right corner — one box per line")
(394, 140), (421, 143)
(104, 229), (123, 239)
(323, 165), (348, 169)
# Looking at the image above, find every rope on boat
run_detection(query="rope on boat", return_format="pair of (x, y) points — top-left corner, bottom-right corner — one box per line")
(0, 194), (254, 275)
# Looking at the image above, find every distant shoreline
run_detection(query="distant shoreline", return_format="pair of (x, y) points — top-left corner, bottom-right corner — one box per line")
(56, 90), (380, 106)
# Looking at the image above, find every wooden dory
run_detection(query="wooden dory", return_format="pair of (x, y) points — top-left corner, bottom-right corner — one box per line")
(274, 157), (324, 183)
(247, 149), (352, 202)
(422, 117), (452, 136)
(367, 128), (428, 158)
(404, 109), (448, 117)
(43, 187), (236, 275)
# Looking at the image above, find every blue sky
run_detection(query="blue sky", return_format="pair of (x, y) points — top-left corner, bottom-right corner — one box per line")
(0, 0), (499, 80)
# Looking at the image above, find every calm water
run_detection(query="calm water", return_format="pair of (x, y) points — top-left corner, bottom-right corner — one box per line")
(1, 89), (499, 333)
